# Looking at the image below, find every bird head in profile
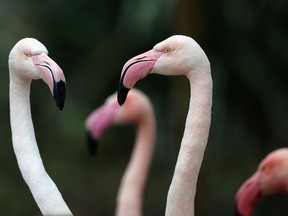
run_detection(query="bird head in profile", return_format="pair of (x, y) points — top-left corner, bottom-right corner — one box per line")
(8, 37), (66, 110)
(235, 148), (288, 216)
(85, 89), (154, 155)
(118, 35), (209, 106)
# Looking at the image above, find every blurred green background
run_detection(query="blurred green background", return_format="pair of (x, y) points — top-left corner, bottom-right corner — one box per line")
(1, 0), (288, 215)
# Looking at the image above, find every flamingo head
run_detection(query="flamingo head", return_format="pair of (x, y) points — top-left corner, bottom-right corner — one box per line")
(118, 35), (210, 105)
(235, 148), (288, 216)
(8, 38), (66, 110)
(85, 89), (153, 154)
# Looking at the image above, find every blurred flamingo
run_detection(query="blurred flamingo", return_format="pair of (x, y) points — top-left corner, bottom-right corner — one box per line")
(8, 38), (72, 215)
(85, 88), (156, 216)
(235, 148), (288, 216)
(117, 35), (212, 216)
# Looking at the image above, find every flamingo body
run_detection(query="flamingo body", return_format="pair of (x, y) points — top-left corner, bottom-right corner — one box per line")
(86, 89), (156, 216)
(118, 35), (212, 216)
(8, 38), (72, 215)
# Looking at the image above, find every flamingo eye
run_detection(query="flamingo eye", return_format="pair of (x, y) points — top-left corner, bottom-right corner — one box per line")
(261, 166), (270, 172)
(24, 52), (31, 57)
(165, 48), (171, 53)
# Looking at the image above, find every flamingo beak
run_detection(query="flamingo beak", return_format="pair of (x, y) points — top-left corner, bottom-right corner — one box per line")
(86, 131), (99, 155)
(117, 49), (163, 106)
(85, 102), (119, 155)
(235, 171), (262, 216)
(33, 53), (66, 110)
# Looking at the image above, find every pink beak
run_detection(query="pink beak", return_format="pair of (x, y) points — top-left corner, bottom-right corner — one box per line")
(118, 49), (163, 106)
(235, 171), (262, 216)
(85, 102), (119, 154)
(32, 53), (66, 110)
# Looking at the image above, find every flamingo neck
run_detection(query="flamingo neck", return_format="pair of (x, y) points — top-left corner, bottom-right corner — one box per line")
(165, 66), (212, 216)
(116, 108), (156, 216)
(9, 74), (72, 215)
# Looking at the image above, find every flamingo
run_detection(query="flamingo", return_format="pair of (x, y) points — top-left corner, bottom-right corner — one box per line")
(8, 38), (72, 215)
(117, 35), (212, 216)
(85, 88), (156, 216)
(235, 148), (288, 216)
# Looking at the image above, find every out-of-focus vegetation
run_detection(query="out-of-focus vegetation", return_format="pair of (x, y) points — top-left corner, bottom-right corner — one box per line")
(0, 0), (288, 215)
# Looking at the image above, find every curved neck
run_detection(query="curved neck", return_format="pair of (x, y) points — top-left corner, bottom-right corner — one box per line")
(9, 74), (72, 215)
(165, 66), (212, 216)
(116, 109), (156, 216)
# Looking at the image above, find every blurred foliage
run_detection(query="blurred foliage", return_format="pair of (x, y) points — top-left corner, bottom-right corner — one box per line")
(0, 0), (288, 215)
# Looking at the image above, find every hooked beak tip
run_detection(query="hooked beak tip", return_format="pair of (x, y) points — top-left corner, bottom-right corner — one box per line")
(87, 131), (98, 155)
(234, 199), (242, 216)
(53, 80), (66, 110)
(117, 79), (130, 106)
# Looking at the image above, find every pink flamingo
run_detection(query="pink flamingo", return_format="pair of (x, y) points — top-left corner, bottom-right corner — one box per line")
(8, 38), (72, 215)
(235, 148), (288, 216)
(117, 35), (212, 216)
(85, 88), (156, 216)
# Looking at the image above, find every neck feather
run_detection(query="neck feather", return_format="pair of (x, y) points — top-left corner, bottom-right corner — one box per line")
(165, 65), (212, 216)
(9, 73), (72, 215)
(116, 109), (156, 216)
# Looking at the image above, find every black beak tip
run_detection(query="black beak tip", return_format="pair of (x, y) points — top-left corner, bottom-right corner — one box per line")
(117, 81), (130, 106)
(234, 200), (241, 216)
(87, 131), (98, 155)
(53, 80), (66, 111)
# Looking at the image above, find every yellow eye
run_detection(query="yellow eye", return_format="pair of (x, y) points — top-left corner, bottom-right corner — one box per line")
(165, 48), (171, 53)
